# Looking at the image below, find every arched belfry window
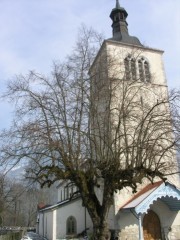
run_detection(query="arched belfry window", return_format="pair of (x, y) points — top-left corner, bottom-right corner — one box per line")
(124, 57), (130, 79)
(138, 59), (144, 81)
(144, 61), (150, 82)
(66, 216), (77, 235)
(120, 12), (124, 20)
(124, 55), (151, 82)
(114, 15), (119, 22)
(138, 57), (151, 82)
(124, 55), (136, 80)
(131, 59), (136, 80)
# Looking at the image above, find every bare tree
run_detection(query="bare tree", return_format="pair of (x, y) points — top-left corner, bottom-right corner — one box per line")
(0, 26), (179, 239)
(170, 89), (180, 173)
(0, 174), (52, 226)
(0, 174), (5, 225)
(0, 176), (27, 226)
(0, 174), (16, 225)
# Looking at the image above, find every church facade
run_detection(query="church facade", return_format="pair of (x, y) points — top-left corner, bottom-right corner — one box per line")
(37, 1), (180, 239)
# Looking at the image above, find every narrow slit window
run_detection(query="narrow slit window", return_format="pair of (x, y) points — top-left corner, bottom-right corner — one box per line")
(61, 190), (63, 201)
(120, 12), (124, 20)
(66, 187), (69, 199)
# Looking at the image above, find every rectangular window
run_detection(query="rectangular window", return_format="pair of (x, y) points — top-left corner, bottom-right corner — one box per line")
(66, 187), (69, 199)
(61, 190), (63, 201)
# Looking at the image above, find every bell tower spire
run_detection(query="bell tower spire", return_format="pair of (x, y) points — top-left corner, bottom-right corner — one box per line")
(109, 0), (142, 45)
(116, 0), (120, 9)
(110, 0), (128, 40)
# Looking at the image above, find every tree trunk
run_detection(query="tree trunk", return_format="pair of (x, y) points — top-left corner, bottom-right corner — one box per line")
(93, 220), (111, 240)
(80, 180), (113, 240)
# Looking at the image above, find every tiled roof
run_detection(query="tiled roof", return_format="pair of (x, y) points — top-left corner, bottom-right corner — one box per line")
(121, 180), (163, 209)
(120, 180), (180, 214)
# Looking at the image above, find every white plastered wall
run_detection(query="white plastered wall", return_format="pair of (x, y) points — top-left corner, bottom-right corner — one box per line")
(105, 41), (167, 86)
(38, 210), (53, 240)
(56, 199), (93, 239)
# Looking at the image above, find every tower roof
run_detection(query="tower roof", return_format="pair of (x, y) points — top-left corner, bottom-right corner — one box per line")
(109, 0), (142, 46)
(110, 0), (127, 19)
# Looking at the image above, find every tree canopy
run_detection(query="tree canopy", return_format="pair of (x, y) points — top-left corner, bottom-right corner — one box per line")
(0, 26), (179, 239)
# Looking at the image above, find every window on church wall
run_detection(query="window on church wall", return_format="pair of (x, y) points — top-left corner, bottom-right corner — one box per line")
(66, 216), (77, 235)
(67, 187), (69, 199)
(61, 190), (63, 202)
(144, 61), (150, 82)
(62, 183), (78, 201)
(124, 58), (130, 80)
(138, 60), (144, 81)
(124, 56), (151, 82)
(131, 59), (136, 80)
(70, 185), (74, 197)
(64, 186), (69, 200)
(120, 12), (124, 20)
(114, 15), (119, 22)
(124, 56), (136, 80)
(138, 58), (151, 82)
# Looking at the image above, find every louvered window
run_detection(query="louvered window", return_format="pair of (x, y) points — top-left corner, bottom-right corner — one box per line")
(124, 56), (150, 82)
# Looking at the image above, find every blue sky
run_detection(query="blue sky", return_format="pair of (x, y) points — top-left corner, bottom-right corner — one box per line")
(0, 0), (179, 129)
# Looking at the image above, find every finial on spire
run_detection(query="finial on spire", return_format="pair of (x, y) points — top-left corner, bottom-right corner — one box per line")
(116, 0), (120, 9)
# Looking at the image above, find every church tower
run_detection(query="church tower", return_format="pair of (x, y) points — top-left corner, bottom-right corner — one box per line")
(89, 1), (180, 239)
(89, 0), (174, 181)
(37, 2), (180, 240)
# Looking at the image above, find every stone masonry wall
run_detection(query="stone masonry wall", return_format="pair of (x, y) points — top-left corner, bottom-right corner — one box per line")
(167, 225), (180, 240)
(118, 225), (180, 240)
(118, 226), (139, 240)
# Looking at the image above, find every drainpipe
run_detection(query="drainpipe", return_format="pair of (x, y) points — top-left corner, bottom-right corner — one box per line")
(43, 212), (44, 237)
(85, 207), (87, 231)
(138, 213), (144, 240)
